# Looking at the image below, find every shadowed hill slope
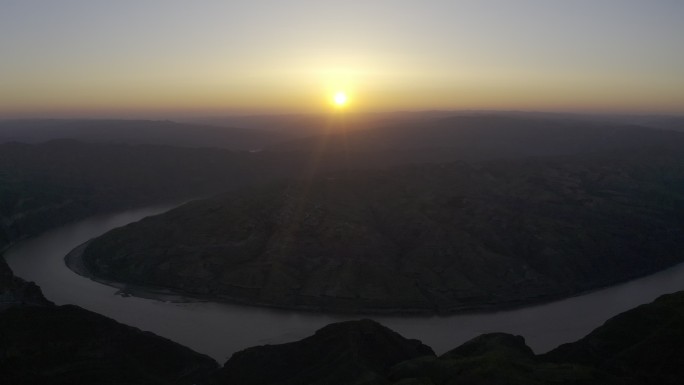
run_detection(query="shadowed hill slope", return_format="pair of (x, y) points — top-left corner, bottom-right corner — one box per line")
(385, 333), (624, 385)
(543, 291), (684, 384)
(211, 319), (434, 385)
(0, 304), (218, 385)
(212, 292), (684, 384)
(82, 147), (684, 313)
(0, 257), (52, 310)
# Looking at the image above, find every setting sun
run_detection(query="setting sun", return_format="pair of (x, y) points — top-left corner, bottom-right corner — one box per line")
(333, 91), (348, 107)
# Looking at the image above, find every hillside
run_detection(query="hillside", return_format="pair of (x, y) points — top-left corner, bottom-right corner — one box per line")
(1, 253), (218, 384)
(0, 303), (218, 384)
(0, 140), (310, 249)
(212, 319), (434, 385)
(543, 291), (684, 384)
(0, 257), (51, 310)
(80, 147), (684, 313)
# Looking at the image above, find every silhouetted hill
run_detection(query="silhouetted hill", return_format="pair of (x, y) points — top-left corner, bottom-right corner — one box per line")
(211, 319), (434, 385)
(544, 291), (684, 384)
(0, 304), (218, 384)
(0, 119), (291, 150)
(385, 333), (622, 385)
(81, 146), (684, 313)
(212, 292), (684, 384)
(0, 257), (51, 310)
(4, 277), (682, 384)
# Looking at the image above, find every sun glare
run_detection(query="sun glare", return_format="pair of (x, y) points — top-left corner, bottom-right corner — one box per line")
(333, 91), (348, 107)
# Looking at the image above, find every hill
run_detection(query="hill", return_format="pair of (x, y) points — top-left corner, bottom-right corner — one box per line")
(0, 303), (218, 384)
(80, 146), (684, 313)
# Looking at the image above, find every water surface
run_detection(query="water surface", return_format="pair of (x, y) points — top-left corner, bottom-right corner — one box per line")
(6, 205), (684, 362)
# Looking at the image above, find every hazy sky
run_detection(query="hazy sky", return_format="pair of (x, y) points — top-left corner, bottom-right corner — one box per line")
(1, 0), (683, 117)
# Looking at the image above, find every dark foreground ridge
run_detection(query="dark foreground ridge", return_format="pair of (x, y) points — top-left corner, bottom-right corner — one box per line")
(3, 244), (684, 385)
(0, 257), (51, 310)
(1, 256), (219, 384)
(212, 319), (434, 385)
(81, 147), (684, 313)
(0, 304), (219, 385)
(543, 290), (684, 384)
(209, 291), (684, 385)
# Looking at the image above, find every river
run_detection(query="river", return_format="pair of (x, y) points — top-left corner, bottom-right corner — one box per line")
(5, 205), (684, 363)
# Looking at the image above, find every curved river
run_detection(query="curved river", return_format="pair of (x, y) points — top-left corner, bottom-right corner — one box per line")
(5, 205), (684, 363)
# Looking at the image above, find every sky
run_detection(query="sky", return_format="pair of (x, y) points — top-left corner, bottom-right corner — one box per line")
(1, 0), (683, 118)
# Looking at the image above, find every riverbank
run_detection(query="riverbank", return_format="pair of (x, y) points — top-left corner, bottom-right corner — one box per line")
(65, 241), (209, 304)
(64, 240), (678, 316)
(8, 205), (683, 358)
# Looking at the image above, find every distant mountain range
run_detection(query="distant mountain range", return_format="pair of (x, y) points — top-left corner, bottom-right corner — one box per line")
(2, 113), (682, 154)
(0, 119), (292, 150)
(184, 110), (684, 133)
(270, 115), (684, 162)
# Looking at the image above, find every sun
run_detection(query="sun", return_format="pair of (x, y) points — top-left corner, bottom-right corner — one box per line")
(333, 91), (348, 107)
